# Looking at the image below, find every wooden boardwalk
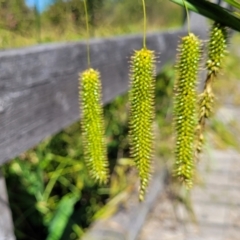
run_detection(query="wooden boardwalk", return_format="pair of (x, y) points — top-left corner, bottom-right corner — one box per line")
(83, 147), (240, 240)
(138, 149), (240, 240)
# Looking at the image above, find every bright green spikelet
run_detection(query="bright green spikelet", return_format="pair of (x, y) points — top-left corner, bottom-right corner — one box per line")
(196, 23), (228, 156)
(206, 22), (228, 76)
(196, 90), (214, 154)
(173, 33), (201, 188)
(198, 90), (214, 120)
(80, 68), (109, 184)
(129, 48), (156, 201)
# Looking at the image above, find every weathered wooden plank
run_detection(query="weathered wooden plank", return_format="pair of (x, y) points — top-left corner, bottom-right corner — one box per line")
(82, 167), (166, 240)
(0, 171), (15, 240)
(0, 28), (206, 165)
(138, 149), (240, 240)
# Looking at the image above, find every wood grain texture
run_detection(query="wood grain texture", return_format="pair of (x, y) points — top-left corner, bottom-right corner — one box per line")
(0, 28), (206, 165)
(82, 167), (166, 240)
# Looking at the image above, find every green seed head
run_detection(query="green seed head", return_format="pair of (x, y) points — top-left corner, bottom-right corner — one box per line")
(196, 22), (228, 157)
(198, 90), (215, 120)
(129, 48), (156, 201)
(79, 68), (109, 184)
(195, 90), (214, 155)
(196, 125), (204, 154)
(206, 22), (228, 76)
(173, 33), (201, 188)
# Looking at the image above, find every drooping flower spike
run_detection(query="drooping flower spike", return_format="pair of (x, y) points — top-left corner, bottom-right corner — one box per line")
(129, 48), (156, 201)
(173, 33), (201, 188)
(196, 22), (228, 157)
(80, 68), (109, 184)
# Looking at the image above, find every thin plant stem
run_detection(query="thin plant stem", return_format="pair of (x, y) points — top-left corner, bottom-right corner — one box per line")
(84, 0), (91, 67)
(142, 0), (147, 48)
(182, 0), (190, 34)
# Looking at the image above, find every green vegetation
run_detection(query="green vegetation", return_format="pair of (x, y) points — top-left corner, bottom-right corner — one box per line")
(0, 0), (181, 49)
(2, 67), (176, 239)
(171, 0), (240, 31)
(129, 48), (156, 201)
(173, 34), (201, 187)
(0, 2), (179, 239)
(1, 0), (240, 239)
(80, 69), (109, 184)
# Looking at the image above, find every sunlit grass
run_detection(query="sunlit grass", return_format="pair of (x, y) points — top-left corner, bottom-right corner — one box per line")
(0, 0), (182, 49)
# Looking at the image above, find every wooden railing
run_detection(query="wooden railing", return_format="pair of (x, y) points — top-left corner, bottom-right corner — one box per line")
(0, 13), (207, 240)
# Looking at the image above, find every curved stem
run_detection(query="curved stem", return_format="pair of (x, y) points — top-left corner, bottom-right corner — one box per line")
(84, 0), (91, 67)
(182, 0), (190, 34)
(142, 0), (147, 48)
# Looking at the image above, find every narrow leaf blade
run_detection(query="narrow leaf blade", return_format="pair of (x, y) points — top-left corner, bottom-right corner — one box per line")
(171, 0), (240, 32)
(223, 0), (240, 10)
(46, 194), (79, 240)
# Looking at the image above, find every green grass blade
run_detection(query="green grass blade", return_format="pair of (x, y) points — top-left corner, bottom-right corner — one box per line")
(223, 0), (240, 10)
(171, 0), (240, 32)
(46, 194), (79, 240)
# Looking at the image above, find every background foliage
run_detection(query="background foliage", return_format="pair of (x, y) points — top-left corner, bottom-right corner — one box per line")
(0, 0), (240, 240)
(0, 0), (182, 48)
(0, 1), (180, 239)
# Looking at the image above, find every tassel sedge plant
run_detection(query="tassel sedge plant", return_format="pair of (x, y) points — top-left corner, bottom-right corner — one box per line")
(196, 22), (228, 158)
(79, 0), (109, 184)
(128, 0), (156, 201)
(129, 48), (156, 201)
(173, 33), (201, 188)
